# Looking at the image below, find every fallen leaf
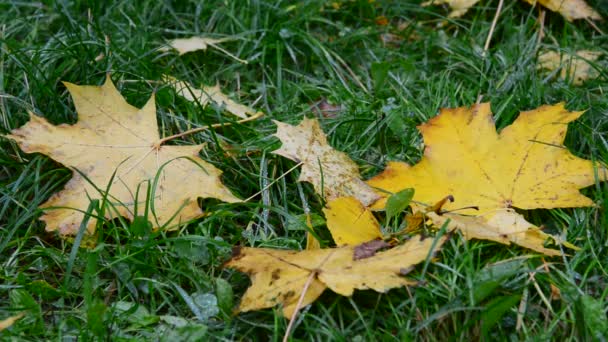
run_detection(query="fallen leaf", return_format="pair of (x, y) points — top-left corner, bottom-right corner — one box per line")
(310, 98), (343, 118)
(422, 0), (601, 21)
(538, 50), (603, 85)
(0, 313), (24, 331)
(166, 76), (262, 119)
(273, 117), (380, 206)
(522, 0), (601, 22)
(225, 234), (447, 317)
(6, 76), (240, 235)
(421, 0), (480, 18)
(323, 196), (382, 246)
(368, 103), (605, 253)
(162, 36), (247, 63)
(163, 36), (232, 55)
(426, 209), (571, 256)
(368, 103), (605, 214)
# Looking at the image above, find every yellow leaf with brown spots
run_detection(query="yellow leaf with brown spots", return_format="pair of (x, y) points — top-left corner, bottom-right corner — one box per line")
(5, 76), (240, 235)
(225, 234), (447, 317)
(273, 118), (380, 206)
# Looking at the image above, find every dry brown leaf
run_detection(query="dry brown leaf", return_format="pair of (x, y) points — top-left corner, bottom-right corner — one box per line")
(225, 234), (447, 317)
(166, 76), (262, 119)
(273, 117), (380, 206)
(538, 50), (603, 85)
(6, 76), (240, 235)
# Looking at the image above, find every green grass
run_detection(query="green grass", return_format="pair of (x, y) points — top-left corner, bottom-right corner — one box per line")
(1, 0), (608, 340)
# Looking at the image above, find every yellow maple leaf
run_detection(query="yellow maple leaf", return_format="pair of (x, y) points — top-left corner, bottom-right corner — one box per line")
(522, 0), (601, 22)
(368, 103), (605, 253)
(273, 118), (380, 206)
(538, 50), (603, 85)
(369, 103), (605, 213)
(6, 76), (240, 235)
(426, 209), (574, 256)
(225, 234), (447, 317)
(165, 76), (262, 119)
(323, 196), (382, 246)
(422, 0), (601, 21)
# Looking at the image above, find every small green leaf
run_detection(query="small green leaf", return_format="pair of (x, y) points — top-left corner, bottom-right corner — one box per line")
(481, 294), (520, 338)
(215, 278), (234, 319)
(386, 188), (415, 221)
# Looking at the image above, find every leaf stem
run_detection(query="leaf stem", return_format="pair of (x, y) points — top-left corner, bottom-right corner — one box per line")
(283, 270), (317, 342)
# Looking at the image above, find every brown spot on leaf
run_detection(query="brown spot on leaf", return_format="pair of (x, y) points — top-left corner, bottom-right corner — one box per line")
(283, 290), (296, 301)
(354, 239), (391, 260)
(399, 266), (414, 275)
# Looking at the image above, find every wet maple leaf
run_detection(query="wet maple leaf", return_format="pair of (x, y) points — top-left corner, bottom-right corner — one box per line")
(225, 234), (447, 317)
(368, 103), (605, 254)
(6, 76), (240, 235)
(273, 117), (380, 206)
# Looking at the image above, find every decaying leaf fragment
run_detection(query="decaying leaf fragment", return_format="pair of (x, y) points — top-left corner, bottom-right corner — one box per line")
(368, 103), (605, 254)
(323, 196), (382, 246)
(538, 50), (603, 85)
(166, 76), (262, 119)
(6, 76), (240, 235)
(273, 118), (380, 206)
(225, 234), (447, 317)
(522, 0), (601, 22)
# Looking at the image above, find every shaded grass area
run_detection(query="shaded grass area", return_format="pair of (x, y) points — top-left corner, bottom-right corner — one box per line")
(1, 0), (607, 340)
